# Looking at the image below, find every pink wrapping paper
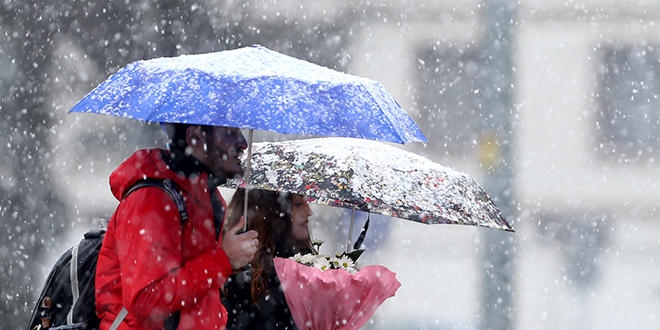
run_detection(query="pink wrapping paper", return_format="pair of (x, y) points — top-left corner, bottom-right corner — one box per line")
(274, 257), (401, 330)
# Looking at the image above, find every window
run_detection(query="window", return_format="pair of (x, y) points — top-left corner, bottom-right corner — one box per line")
(597, 44), (660, 160)
(417, 45), (487, 156)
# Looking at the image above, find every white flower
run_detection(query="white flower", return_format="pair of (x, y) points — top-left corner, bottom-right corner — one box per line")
(336, 255), (357, 272)
(312, 239), (324, 251)
(329, 256), (341, 268)
(288, 241), (362, 272)
(292, 253), (315, 266)
(313, 257), (331, 271)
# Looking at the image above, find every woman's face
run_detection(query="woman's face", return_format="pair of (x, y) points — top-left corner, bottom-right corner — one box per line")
(290, 194), (313, 242)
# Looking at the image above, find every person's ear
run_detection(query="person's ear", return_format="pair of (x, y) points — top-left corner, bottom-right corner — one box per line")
(185, 125), (206, 147)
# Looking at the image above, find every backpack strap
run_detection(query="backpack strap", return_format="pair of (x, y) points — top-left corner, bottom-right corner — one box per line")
(66, 245), (80, 325)
(109, 308), (128, 330)
(109, 179), (187, 329)
(123, 178), (188, 223)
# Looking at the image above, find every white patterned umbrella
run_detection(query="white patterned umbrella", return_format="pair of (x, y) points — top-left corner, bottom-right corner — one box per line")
(227, 137), (513, 232)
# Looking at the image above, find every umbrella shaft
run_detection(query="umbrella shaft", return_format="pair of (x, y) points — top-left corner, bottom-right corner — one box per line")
(243, 129), (254, 232)
(346, 206), (356, 253)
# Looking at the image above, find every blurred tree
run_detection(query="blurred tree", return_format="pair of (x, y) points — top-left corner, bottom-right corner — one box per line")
(1, 2), (69, 326)
(0, 1), (354, 328)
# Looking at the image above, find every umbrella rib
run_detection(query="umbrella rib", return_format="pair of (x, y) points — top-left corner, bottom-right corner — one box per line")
(358, 82), (427, 144)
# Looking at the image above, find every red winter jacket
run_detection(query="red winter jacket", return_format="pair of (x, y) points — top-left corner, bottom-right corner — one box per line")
(95, 149), (233, 330)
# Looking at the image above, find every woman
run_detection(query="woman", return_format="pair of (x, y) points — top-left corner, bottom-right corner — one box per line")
(222, 188), (316, 330)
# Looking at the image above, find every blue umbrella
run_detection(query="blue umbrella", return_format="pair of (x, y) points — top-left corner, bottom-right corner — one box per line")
(69, 45), (427, 144)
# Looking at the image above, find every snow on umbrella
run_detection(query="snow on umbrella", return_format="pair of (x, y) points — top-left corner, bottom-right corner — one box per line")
(227, 137), (513, 232)
(68, 44), (428, 229)
(69, 44), (427, 145)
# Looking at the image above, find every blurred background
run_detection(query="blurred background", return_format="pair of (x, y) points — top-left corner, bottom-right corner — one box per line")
(2, 1), (659, 329)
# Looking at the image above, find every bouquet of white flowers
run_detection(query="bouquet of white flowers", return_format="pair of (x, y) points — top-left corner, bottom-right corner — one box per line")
(274, 248), (400, 330)
(289, 249), (361, 273)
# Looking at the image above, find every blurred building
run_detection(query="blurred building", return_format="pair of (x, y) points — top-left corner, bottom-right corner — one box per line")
(41, 1), (660, 329)
(268, 1), (660, 330)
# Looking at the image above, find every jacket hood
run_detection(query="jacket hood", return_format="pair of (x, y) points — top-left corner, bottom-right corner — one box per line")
(110, 148), (198, 201)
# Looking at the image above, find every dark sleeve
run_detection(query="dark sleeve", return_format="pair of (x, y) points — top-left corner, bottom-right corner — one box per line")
(222, 270), (298, 330)
(222, 271), (257, 330)
(255, 273), (298, 330)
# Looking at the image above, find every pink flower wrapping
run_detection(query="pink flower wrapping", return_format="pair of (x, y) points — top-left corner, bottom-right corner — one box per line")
(274, 257), (401, 330)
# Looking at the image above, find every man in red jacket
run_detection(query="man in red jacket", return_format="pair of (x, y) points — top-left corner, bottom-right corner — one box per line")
(95, 124), (259, 329)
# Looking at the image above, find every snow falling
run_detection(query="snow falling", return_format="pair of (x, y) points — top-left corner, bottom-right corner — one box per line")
(2, 1), (660, 330)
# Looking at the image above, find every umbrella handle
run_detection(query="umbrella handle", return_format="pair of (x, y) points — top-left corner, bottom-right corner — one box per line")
(242, 129), (254, 232)
(346, 206), (356, 253)
(353, 213), (370, 251)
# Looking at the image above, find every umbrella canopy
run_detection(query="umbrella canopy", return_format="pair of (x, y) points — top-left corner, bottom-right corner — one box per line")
(69, 45), (427, 144)
(226, 137), (513, 232)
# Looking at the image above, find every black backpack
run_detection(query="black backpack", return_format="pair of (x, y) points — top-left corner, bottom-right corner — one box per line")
(27, 179), (188, 330)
